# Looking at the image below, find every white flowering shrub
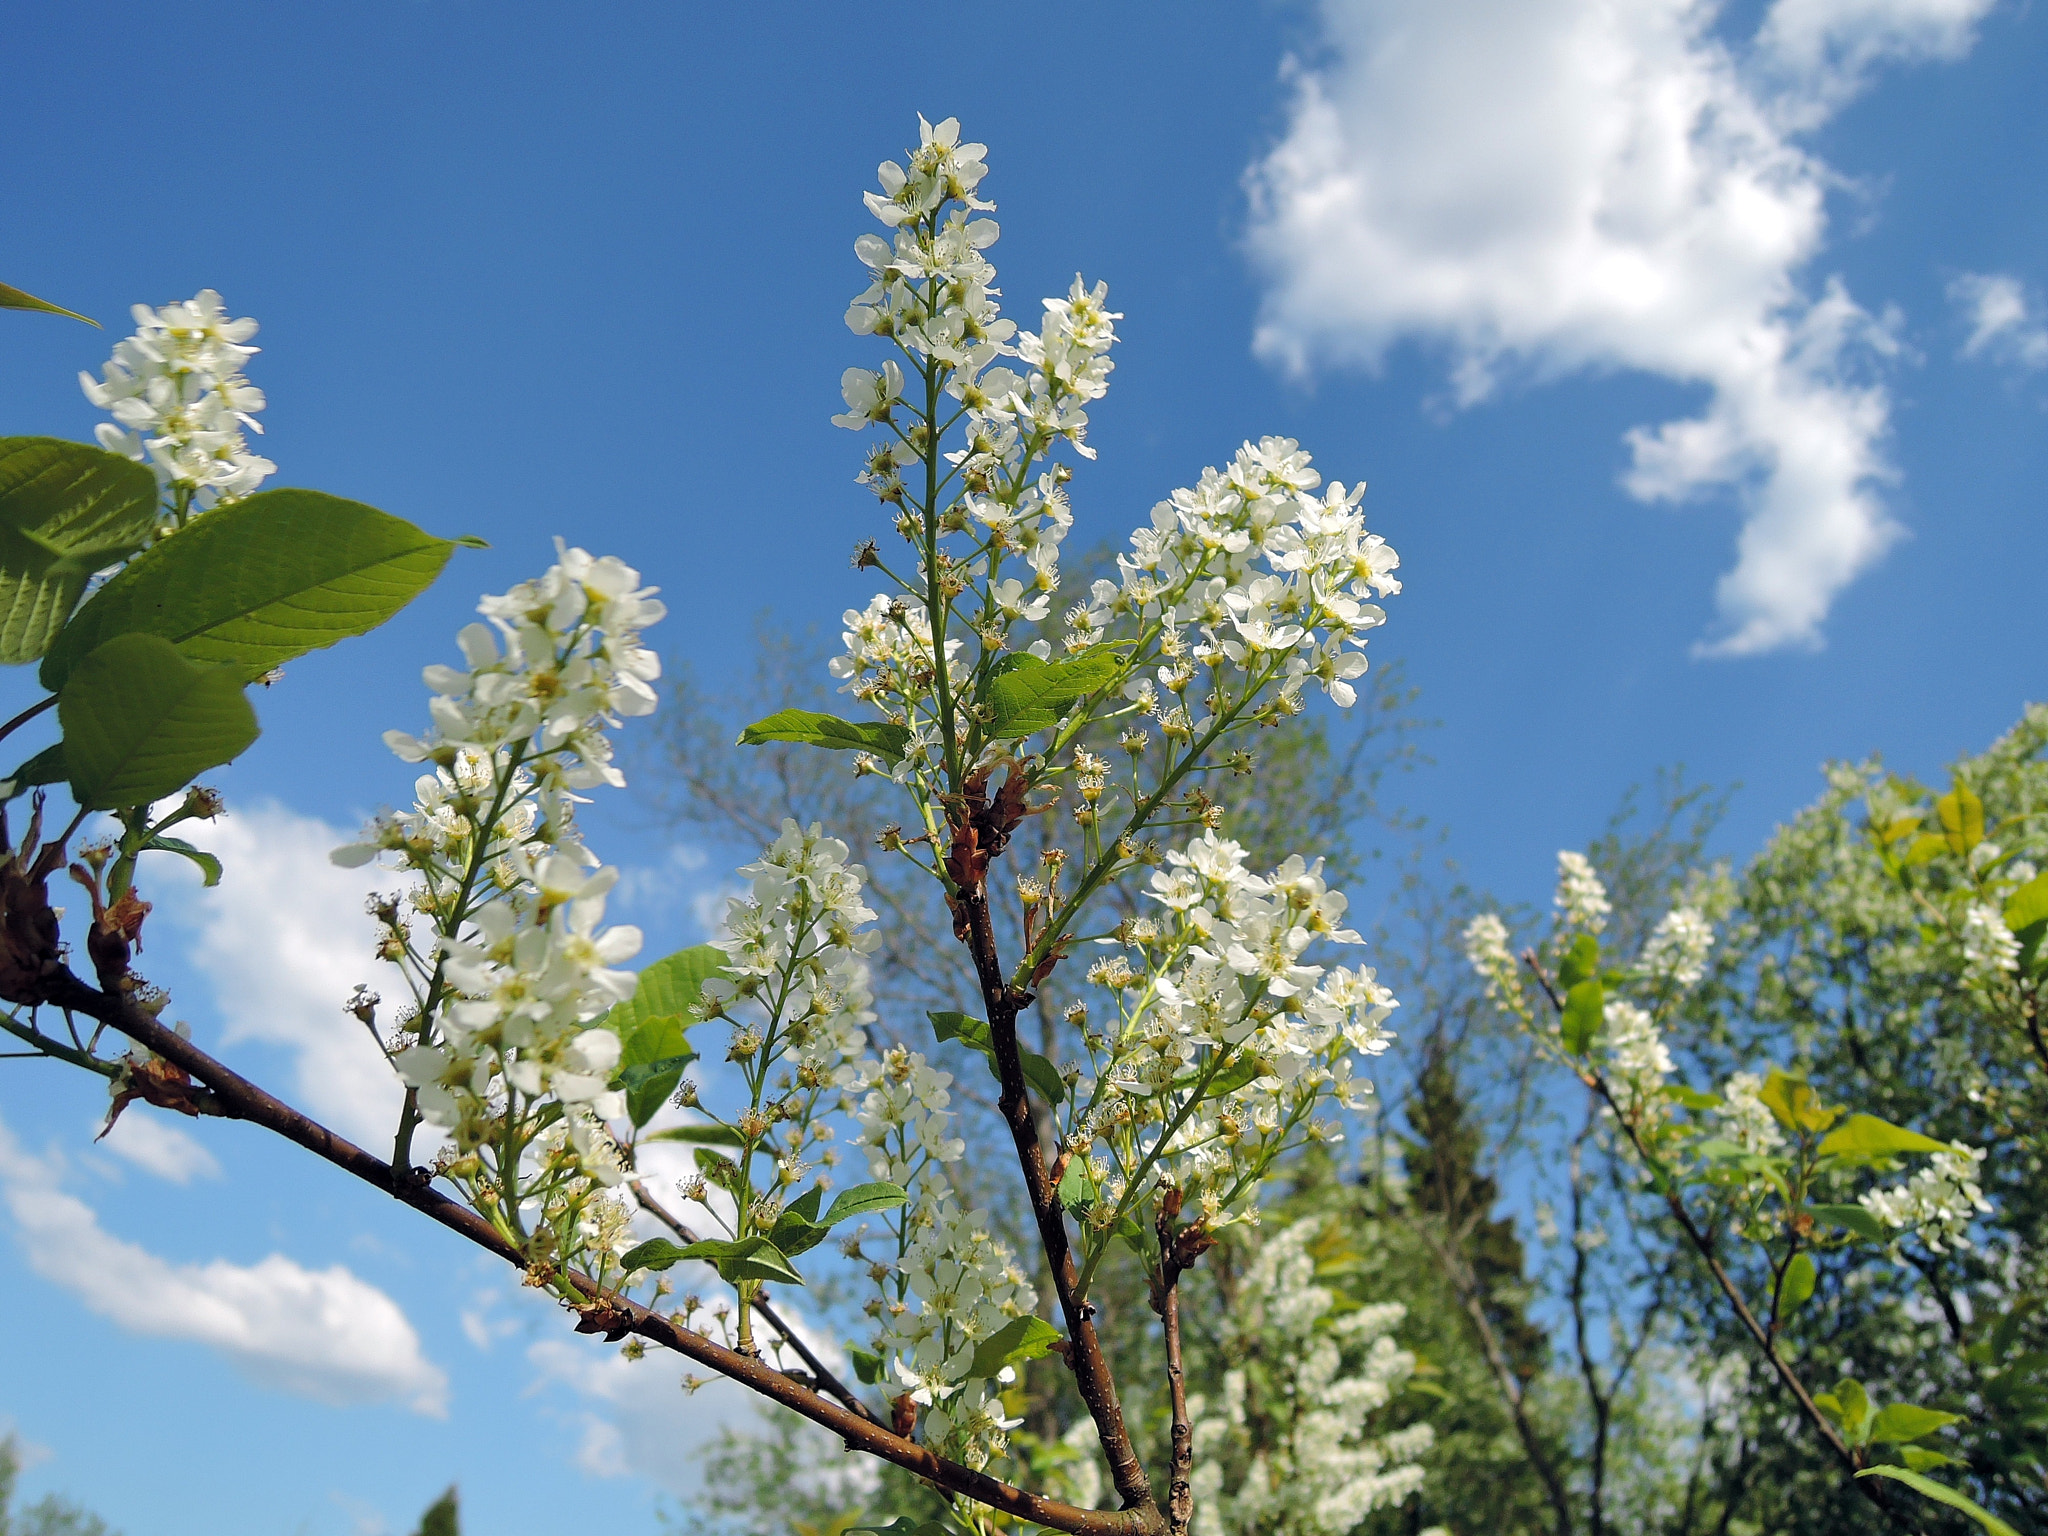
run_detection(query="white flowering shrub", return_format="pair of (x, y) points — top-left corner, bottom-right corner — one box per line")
(1463, 835), (2020, 1535)
(0, 119), (1421, 1536)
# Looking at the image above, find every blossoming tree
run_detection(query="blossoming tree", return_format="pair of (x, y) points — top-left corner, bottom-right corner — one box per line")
(0, 119), (1420, 1536)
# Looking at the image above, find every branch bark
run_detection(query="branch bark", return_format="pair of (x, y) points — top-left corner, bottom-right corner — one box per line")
(44, 965), (1160, 1536)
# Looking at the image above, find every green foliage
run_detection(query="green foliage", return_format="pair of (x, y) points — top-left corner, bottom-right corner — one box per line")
(38, 489), (456, 690)
(0, 438), (158, 664)
(736, 708), (908, 760)
(983, 648), (1122, 738)
(1856, 1467), (2018, 1536)
(966, 1316), (1062, 1380)
(0, 1435), (116, 1536)
(55, 634), (258, 809)
(928, 1009), (1066, 1104)
(0, 283), (95, 325)
(410, 1486), (460, 1536)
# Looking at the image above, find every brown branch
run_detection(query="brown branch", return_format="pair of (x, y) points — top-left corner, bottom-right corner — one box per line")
(45, 966), (1157, 1536)
(626, 1177), (875, 1423)
(1160, 1280), (1194, 1536)
(957, 865), (1159, 1523)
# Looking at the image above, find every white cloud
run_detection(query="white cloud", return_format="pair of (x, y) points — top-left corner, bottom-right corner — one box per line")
(0, 1113), (446, 1413)
(151, 799), (402, 1148)
(528, 1336), (738, 1495)
(96, 1110), (222, 1184)
(1245, 0), (1993, 655)
(1950, 271), (2048, 369)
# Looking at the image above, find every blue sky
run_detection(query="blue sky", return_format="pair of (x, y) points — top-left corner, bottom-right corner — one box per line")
(2, 2), (2044, 1531)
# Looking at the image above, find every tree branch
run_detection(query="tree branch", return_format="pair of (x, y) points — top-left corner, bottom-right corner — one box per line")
(44, 966), (1159, 1536)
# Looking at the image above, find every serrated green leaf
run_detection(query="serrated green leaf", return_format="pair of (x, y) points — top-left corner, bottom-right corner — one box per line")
(619, 1238), (690, 1272)
(40, 489), (455, 690)
(1759, 1069), (1838, 1133)
(0, 282), (97, 325)
(1558, 932), (1601, 989)
(822, 1181), (909, 1227)
(1870, 1403), (1965, 1444)
(736, 708), (909, 760)
(1560, 978), (1603, 1055)
(967, 1315), (1062, 1381)
(1817, 1113), (1949, 1161)
(597, 945), (727, 1041)
(0, 741), (66, 801)
(143, 833), (223, 888)
(57, 633), (257, 809)
(674, 1235), (805, 1286)
(0, 438), (158, 664)
(1901, 833), (1949, 867)
(986, 649), (1123, 738)
(1856, 1467), (2018, 1536)
(929, 1009), (1066, 1104)
(1057, 1159), (1096, 1212)
(1781, 1251), (1816, 1315)
(1811, 1203), (1890, 1243)
(1937, 782), (1986, 857)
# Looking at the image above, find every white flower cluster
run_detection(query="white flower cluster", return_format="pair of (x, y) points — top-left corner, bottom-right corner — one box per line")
(854, 1046), (966, 1186)
(1716, 1071), (1786, 1154)
(1601, 999), (1673, 1120)
(1461, 912), (1524, 1012)
(1074, 437), (1399, 721)
(80, 289), (276, 519)
(873, 1196), (1036, 1472)
(1641, 905), (1714, 988)
(1860, 1143), (1993, 1253)
(1960, 901), (2021, 987)
(1554, 851), (1611, 933)
(1190, 1220), (1432, 1536)
(700, 819), (880, 1097)
(334, 546), (661, 1242)
(1066, 831), (1395, 1229)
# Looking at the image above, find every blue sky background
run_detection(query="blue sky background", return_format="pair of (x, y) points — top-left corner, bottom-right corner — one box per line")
(1, 2), (2044, 1532)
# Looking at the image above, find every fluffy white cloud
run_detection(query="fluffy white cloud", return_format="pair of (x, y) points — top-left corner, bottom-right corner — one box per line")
(1245, 0), (1993, 655)
(96, 1110), (222, 1184)
(150, 799), (401, 1148)
(1950, 271), (2048, 369)
(0, 1114), (446, 1413)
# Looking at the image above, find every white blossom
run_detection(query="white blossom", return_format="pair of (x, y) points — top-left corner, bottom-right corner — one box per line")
(1555, 851), (1611, 934)
(1860, 1143), (1992, 1253)
(1641, 905), (1714, 988)
(1716, 1071), (1785, 1154)
(1960, 902), (2021, 986)
(80, 289), (276, 523)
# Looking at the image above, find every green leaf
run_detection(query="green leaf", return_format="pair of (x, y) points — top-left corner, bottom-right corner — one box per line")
(597, 944), (727, 1040)
(673, 1236), (806, 1287)
(849, 1522), (958, 1536)
(1560, 978), (1604, 1056)
(967, 1315), (1062, 1381)
(0, 741), (66, 801)
(986, 649), (1123, 738)
(1759, 1069), (1838, 1133)
(1057, 1158), (1096, 1212)
(643, 1121), (744, 1148)
(848, 1344), (885, 1385)
(619, 1238), (690, 1273)
(57, 633), (258, 809)
(1817, 1113), (1949, 1162)
(736, 708), (909, 761)
(1870, 1404), (1966, 1444)
(821, 1181), (910, 1227)
(1898, 1446), (1963, 1471)
(694, 1149), (747, 1200)
(1901, 833), (1949, 868)
(1811, 1203), (1890, 1243)
(929, 1010), (1067, 1105)
(0, 282), (97, 325)
(1557, 932), (1601, 989)
(2003, 872), (2048, 934)
(1937, 781), (1986, 857)
(1818, 1377), (1873, 1443)
(1664, 1084), (1722, 1111)
(142, 833), (223, 888)
(39, 489), (456, 691)
(1855, 1467), (2018, 1536)
(1780, 1251), (1816, 1314)
(615, 1047), (697, 1130)
(0, 438), (158, 664)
